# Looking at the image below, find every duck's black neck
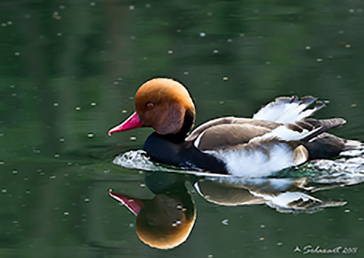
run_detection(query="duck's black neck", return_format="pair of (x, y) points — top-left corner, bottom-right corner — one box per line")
(162, 108), (195, 143)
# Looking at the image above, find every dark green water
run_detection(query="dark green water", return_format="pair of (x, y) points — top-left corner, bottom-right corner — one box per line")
(1, 0), (364, 257)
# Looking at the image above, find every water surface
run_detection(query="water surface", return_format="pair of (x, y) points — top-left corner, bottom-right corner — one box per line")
(1, 0), (364, 257)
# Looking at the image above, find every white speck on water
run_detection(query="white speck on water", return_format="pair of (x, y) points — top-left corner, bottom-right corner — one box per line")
(168, 50), (173, 54)
(54, 103), (59, 107)
(259, 237), (265, 241)
(91, 102), (96, 106)
(184, 71), (189, 75)
(172, 223), (177, 227)
(1, 189), (7, 193)
(84, 198), (90, 202)
(349, 9), (355, 13)
(54, 153), (60, 158)
(306, 46), (311, 50)
(0, 161), (4, 165)
(338, 30), (344, 34)
(90, 2), (95, 6)
(59, 5), (65, 9)
(87, 133), (94, 138)
(15, 52), (20, 56)
(122, 110), (127, 113)
(57, 33), (62, 36)
(129, 5), (135, 10)
(219, 101), (224, 104)
(213, 49), (219, 54)
(13, 170), (18, 175)
(75, 106), (81, 110)
(146, 4), (151, 8)
(345, 44), (351, 48)
(345, 209), (350, 213)
(222, 219), (229, 225)
(64, 212), (69, 216)
(200, 32), (206, 37)
(50, 176), (56, 179)
(2, 23), (6, 27)
(277, 242), (283, 246)
(223, 76), (228, 81)
(129, 223), (134, 227)
(130, 136), (136, 141)
(7, 21), (12, 25)
(266, 61), (271, 65)
(176, 29), (181, 33)
(260, 224), (265, 228)
(207, 12), (212, 16)
(317, 58), (323, 62)
(114, 81), (119, 85)
(139, 183), (145, 188)
(227, 39), (233, 42)
(337, 75), (342, 79)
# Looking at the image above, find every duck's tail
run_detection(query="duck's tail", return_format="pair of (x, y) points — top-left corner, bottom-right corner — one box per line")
(303, 132), (362, 160)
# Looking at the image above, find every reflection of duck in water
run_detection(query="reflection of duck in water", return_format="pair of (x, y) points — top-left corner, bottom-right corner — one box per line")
(109, 172), (196, 249)
(108, 78), (360, 177)
(109, 172), (347, 249)
(194, 177), (346, 213)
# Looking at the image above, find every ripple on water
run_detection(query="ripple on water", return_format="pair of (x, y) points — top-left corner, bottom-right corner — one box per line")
(112, 148), (364, 185)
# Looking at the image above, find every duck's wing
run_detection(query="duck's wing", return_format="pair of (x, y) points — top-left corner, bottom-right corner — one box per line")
(252, 96), (325, 123)
(187, 96), (325, 142)
(192, 123), (272, 151)
(186, 117), (281, 142)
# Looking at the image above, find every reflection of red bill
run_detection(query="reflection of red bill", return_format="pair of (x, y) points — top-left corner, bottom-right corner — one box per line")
(108, 112), (144, 135)
(109, 189), (144, 215)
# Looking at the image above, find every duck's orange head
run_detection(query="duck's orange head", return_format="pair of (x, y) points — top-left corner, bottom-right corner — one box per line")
(108, 78), (195, 137)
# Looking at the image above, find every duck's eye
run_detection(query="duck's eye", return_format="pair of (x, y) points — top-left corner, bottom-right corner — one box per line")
(146, 102), (154, 109)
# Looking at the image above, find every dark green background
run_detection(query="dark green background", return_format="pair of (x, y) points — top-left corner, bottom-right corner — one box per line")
(1, 0), (364, 257)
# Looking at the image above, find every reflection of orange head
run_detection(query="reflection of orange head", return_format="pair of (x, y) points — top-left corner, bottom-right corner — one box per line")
(135, 194), (196, 249)
(109, 190), (196, 250)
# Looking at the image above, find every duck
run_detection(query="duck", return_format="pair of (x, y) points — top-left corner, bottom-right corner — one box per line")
(108, 78), (361, 177)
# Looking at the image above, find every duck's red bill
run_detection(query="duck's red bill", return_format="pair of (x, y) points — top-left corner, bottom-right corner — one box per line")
(108, 189), (144, 215)
(108, 111), (144, 135)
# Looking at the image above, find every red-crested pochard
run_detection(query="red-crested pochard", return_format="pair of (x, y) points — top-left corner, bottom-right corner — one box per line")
(108, 78), (361, 177)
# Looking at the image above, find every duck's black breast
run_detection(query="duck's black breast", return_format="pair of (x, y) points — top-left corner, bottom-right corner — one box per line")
(143, 132), (228, 174)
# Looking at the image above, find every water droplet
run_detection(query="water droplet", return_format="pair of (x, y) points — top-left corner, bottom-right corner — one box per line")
(222, 219), (229, 225)
(129, 5), (134, 10)
(200, 32), (206, 37)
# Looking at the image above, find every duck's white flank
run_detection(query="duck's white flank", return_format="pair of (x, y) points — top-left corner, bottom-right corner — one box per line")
(205, 141), (304, 177)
